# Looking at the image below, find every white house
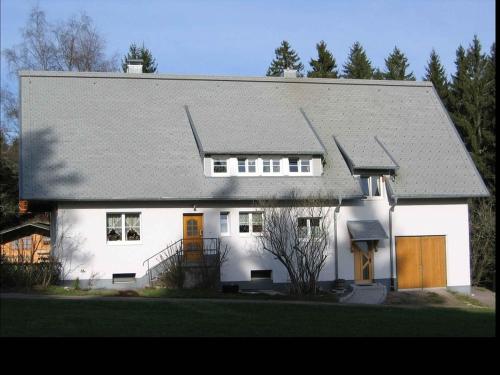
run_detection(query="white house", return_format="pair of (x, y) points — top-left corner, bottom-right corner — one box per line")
(18, 64), (489, 294)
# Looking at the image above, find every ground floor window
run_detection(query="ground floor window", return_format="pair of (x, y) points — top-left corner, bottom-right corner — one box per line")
(220, 212), (230, 235)
(239, 212), (263, 233)
(298, 217), (320, 237)
(107, 213), (141, 242)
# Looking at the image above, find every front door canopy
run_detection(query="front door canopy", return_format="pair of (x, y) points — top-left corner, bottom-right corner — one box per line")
(347, 220), (388, 241)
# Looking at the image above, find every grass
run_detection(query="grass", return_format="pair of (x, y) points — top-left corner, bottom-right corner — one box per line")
(384, 291), (446, 306)
(0, 297), (495, 337)
(2, 285), (340, 302)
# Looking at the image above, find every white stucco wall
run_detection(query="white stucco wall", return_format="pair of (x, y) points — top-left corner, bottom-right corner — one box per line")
(54, 198), (471, 289)
(392, 203), (471, 288)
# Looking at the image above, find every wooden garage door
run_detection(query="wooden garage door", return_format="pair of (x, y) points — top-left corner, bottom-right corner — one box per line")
(396, 236), (446, 289)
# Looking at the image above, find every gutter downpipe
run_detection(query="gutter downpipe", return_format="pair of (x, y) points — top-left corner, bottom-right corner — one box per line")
(389, 195), (398, 291)
(334, 196), (342, 281)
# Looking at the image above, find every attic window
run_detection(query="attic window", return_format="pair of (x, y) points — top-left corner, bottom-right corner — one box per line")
(213, 159), (227, 173)
(360, 176), (382, 198)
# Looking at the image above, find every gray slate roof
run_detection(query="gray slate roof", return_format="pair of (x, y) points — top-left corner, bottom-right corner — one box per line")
(19, 71), (489, 201)
(347, 220), (389, 241)
(334, 135), (398, 171)
(189, 104), (325, 155)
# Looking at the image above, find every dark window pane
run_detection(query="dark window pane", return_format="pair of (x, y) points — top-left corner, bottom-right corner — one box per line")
(372, 177), (381, 196)
(289, 158), (298, 173)
(214, 160), (227, 173)
(252, 212), (263, 233)
(238, 159), (246, 173)
(360, 177), (370, 196)
(251, 270), (272, 279)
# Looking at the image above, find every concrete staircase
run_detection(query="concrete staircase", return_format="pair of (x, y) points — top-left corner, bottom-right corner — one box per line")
(339, 283), (387, 304)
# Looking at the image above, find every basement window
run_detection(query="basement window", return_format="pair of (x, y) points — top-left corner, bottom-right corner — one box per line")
(112, 273), (136, 284)
(251, 270), (272, 280)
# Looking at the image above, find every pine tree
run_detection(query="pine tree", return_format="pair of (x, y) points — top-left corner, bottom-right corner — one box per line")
(342, 42), (374, 79)
(266, 40), (304, 77)
(122, 42), (158, 73)
(383, 46), (415, 80)
(372, 68), (385, 80)
(449, 36), (493, 189)
(424, 49), (449, 104)
(307, 40), (338, 78)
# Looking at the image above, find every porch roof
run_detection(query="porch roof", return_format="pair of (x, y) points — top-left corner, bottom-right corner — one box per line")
(347, 220), (388, 241)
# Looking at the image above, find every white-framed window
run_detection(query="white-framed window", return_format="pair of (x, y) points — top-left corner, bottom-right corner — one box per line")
(289, 157), (312, 174)
(360, 176), (382, 198)
(220, 212), (230, 236)
(237, 158), (257, 174)
(263, 159), (281, 174)
(300, 159), (311, 173)
(213, 159), (227, 174)
(107, 213), (141, 242)
(239, 212), (263, 234)
(298, 217), (321, 238)
(289, 158), (299, 173)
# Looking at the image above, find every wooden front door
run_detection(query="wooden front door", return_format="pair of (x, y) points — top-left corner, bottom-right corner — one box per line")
(183, 214), (203, 262)
(353, 242), (374, 284)
(396, 236), (446, 289)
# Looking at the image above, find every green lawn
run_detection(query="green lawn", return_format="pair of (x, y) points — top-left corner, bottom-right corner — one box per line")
(0, 298), (495, 337)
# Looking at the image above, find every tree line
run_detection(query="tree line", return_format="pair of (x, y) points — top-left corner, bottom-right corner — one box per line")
(0, 6), (495, 288)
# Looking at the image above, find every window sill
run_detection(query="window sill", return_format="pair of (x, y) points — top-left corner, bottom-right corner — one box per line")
(106, 241), (143, 246)
(361, 196), (385, 201)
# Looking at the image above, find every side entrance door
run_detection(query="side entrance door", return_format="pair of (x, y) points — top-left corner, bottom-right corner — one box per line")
(353, 241), (374, 284)
(396, 236), (447, 289)
(183, 214), (203, 262)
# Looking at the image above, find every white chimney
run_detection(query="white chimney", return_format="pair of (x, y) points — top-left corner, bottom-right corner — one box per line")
(283, 68), (298, 78)
(126, 59), (143, 73)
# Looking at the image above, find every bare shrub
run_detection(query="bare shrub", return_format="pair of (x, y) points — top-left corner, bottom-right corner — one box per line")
(257, 192), (332, 295)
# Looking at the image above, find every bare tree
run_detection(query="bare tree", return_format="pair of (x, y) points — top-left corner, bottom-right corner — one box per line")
(257, 193), (332, 295)
(3, 6), (59, 73)
(53, 13), (119, 72)
(1, 6), (119, 137)
(3, 6), (118, 75)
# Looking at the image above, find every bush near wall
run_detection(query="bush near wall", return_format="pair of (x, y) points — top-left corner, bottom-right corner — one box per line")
(0, 254), (62, 289)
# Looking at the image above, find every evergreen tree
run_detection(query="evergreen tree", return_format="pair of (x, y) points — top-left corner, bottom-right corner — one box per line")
(424, 49), (449, 104)
(122, 42), (158, 73)
(449, 36), (493, 189)
(383, 46), (415, 80)
(266, 40), (304, 77)
(372, 68), (385, 80)
(342, 42), (374, 79)
(307, 40), (338, 78)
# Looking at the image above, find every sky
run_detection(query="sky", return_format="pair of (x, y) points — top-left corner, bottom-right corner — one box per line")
(0, 0), (496, 90)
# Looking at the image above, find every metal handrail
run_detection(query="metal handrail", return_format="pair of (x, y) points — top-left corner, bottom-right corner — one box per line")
(142, 239), (183, 267)
(141, 237), (221, 286)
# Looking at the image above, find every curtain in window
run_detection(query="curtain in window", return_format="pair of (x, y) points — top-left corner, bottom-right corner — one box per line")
(107, 214), (122, 241)
(239, 213), (249, 232)
(125, 214), (141, 240)
(298, 218), (308, 238)
(252, 212), (263, 233)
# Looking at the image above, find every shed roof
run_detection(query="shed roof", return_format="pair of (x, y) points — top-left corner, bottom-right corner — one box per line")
(347, 220), (389, 241)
